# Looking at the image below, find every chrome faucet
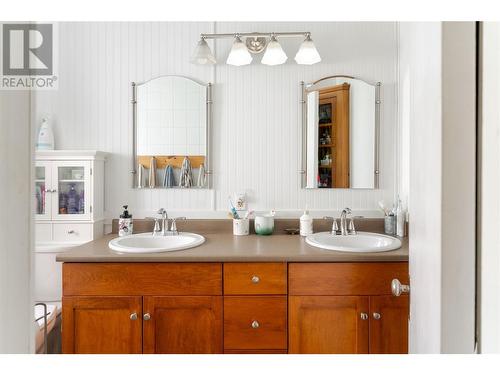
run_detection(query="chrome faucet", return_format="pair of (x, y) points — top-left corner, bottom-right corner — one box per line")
(148, 209), (187, 236)
(340, 208), (352, 236)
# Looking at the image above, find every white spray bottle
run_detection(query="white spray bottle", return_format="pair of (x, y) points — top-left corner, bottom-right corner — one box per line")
(36, 117), (55, 150)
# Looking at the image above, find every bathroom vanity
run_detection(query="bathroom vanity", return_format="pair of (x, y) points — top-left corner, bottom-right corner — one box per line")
(58, 220), (409, 355)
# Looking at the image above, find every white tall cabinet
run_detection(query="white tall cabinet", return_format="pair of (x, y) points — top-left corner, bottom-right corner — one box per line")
(35, 150), (107, 244)
(34, 151), (107, 306)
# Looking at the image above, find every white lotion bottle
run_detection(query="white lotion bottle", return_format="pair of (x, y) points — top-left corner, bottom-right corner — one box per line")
(36, 117), (55, 150)
(300, 207), (313, 237)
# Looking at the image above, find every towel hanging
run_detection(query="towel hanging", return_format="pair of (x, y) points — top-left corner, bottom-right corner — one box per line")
(148, 157), (157, 188)
(179, 157), (193, 188)
(163, 164), (176, 187)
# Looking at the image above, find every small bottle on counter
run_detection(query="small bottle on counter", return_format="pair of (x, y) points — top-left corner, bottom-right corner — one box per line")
(119, 205), (133, 237)
(300, 207), (313, 237)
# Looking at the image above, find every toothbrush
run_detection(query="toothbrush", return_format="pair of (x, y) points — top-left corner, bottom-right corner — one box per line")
(378, 200), (389, 216)
(228, 197), (240, 219)
(244, 210), (254, 219)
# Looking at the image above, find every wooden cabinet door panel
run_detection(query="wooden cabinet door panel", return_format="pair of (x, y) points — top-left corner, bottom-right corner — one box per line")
(369, 295), (409, 354)
(143, 296), (222, 354)
(289, 296), (369, 354)
(62, 296), (142, 354)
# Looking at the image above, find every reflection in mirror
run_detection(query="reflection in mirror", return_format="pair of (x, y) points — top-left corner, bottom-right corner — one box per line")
(132, 76), (211, 189)
(302, 76), (379, 189)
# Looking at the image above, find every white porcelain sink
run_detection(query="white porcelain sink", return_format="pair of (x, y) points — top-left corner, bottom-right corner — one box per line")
(305, 231), (401, 253)
(109, 232), (205, 253)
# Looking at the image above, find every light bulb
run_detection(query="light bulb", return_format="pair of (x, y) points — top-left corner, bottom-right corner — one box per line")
(226, 36), (252, 66)
(294, 34), (321, 65)
(190, 38), (216, 65)
(261, 35), (287, 66)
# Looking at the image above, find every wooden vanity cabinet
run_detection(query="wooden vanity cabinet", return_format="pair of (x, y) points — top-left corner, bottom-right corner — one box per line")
(288, 263), (409, 354)
(62, 261), (408, 354)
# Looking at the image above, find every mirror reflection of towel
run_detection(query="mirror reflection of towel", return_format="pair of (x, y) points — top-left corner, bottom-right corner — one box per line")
(148, 157), (156, 188)
(197, 163), (206, 188)
(179, 157), (193, 188)
(163, 165), (176, 187)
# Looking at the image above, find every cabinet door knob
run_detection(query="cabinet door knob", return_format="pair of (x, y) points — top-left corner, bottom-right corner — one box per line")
(130, 312), (138, 321)
(67, 230), (75, 234)
(251, 275), (260, 284)
(143, 313), (151, 321)
(373, 312), (381, 320)
(251, 320), (260, 329)
(360, 313), (369, 320)
(391, 278), (410, 297)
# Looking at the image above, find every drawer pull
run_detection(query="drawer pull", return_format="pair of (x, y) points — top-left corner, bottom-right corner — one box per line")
(372, 312), (381, 320)
(67, 230), (76, 234)
(251, 275), (260, 284)
(143, 313), (151, 321)
(251, 320), (260, 329)
(130, 312), (138, 321)
(360, 313), (369, 320)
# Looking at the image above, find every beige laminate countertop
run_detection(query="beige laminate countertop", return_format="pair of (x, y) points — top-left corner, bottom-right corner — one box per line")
(56, 232), (408, 263)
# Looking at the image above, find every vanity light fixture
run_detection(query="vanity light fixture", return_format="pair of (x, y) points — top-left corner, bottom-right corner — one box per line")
(226, 35), (253, 66)
(192, 31), (321, 66)
(261, 35), (288, 66)
(190, 37), (216, 65)
(295, 34), (322, 65)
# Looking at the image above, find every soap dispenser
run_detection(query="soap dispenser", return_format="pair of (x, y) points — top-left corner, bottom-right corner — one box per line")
(300, 206), (313, 237)
(119, 205), (133, 237)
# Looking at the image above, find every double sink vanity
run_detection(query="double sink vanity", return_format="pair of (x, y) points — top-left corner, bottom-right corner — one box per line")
(57, 215), (409, 354)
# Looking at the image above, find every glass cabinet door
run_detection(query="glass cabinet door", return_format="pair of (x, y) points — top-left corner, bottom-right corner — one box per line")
(52, 161), (91, 221)
(35, 161), (52, 220)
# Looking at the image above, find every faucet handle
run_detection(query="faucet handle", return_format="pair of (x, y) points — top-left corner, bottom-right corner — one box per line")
(348, 218), (357, 235)
(170, 217), (187, 232)
(323, 216), (338, 235)
(343, 207), (352, 215)
(146, 217), (161, 234)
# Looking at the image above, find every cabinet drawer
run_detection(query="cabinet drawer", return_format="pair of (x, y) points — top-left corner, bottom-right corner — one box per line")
(224, 296), (287, 350)
(289, 262), (409, 296)
(63, 263), (222, 296)
(35, 223), (52, 242)
(224, 263), (287, 295)
(53, 223), (93, 242)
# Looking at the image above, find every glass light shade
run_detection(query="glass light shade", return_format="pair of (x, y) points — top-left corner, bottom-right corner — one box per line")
(226, 36), (252, 66)
(294, 36), (321, 65)
(261, 36), (287, 66)
(190, 38), (216, 65)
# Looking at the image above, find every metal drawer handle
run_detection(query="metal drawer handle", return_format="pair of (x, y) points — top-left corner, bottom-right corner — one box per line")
(251, 320), (260, 329)
(67, 230), (76, 234)
(373, 312), (381, 320)
(360, 313), (369, 320)
(143, 313), (151, 321)
(251, 275), (260, 284)
(130, 312), (138, 321)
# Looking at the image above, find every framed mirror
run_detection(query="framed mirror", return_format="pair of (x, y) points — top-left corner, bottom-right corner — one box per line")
(131, 75), (212, 189)
(300, 75), (380, 189)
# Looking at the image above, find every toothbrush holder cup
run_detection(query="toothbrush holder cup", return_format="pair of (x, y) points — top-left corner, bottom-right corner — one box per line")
(233, 218), (250, 236)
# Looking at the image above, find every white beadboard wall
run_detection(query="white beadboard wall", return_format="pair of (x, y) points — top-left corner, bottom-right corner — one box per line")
(31, 22), (398, 220)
